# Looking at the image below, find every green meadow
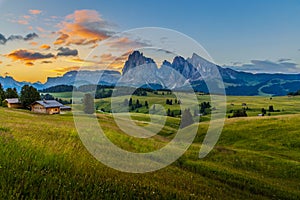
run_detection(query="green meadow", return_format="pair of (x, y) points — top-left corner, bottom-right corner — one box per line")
(0, 93), (300, 199)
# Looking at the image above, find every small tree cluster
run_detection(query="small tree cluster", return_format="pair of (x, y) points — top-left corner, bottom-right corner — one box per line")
(200, 102), (211, 115)
(5, 88), (18, 99)
(128, 98), (144, 111)
(167, 108), (175, 117)
(229, 109), (247, 118)
(166, 99), (173, 105)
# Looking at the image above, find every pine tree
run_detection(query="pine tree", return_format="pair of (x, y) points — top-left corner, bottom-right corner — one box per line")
(167, 108), (171, 116)
(5, 88), (18, 98)
(129, 98), (133, 106)
(136, 99), (140, 108)
(166, 99), (169, 105)
(20, 85), (40, 108)
(0, 84), (5, 106)
(171, 111), (175, 117)
(269, 105), (274, 112)
(145, 101), (149, 109)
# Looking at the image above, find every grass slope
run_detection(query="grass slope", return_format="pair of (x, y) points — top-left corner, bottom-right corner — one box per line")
(0, 107), (299, 199)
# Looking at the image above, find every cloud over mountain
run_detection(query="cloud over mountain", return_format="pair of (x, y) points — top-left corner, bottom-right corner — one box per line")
(227, 59), (299, 74)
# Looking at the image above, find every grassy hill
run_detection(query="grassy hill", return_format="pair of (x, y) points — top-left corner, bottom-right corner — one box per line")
(0, 107), (299, 199)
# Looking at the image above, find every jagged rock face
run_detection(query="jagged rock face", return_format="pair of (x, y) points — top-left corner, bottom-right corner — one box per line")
(171, 56), (199, 79)
(122, 51), (155, 75)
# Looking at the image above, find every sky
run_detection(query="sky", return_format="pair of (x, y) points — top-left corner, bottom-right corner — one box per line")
(0, 0), (300, 83)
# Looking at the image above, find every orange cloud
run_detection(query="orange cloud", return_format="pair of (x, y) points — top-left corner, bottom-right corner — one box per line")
(18, 20), (29, 25)
(54, 33), (69, 45)
(7, 49), (55, 63)
(29, 9), (42, 15)
(41, 61), (52, 64)
(53, 66), (80, 73)
(29, 42), (38, 46)
(36, 27), (46, 33)
(106, 37), (147, 50)
(40, 44), (51, 50)
(25, 62), (34, 66)
(23, 15), (31, 19)
(54, 10), (112, 46)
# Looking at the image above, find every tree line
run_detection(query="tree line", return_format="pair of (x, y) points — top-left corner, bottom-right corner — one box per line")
(0, 84), (40, 108)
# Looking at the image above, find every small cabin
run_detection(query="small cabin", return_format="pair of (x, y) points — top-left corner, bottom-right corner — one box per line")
(30, 100), (71, 114)
(4, 98), (22, 108)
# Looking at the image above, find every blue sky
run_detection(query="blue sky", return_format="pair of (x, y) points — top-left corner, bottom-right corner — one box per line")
(0, 0), (300, 82)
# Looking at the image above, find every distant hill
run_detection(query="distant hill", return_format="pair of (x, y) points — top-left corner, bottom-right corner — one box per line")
(1, 51), (300, 96)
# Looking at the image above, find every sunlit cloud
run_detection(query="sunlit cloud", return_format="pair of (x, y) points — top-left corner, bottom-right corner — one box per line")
(40, 60), (52, 64)
(29, 9), (42, 15)
(54, 10), (114, 46)
(23, 15), (31, 19)
(7, 49), (55, 63)
(52, 66), (80, 73)
(53, 33), (69, 45)
(29, 41), (38, 46)
(25, 61), (34, 66)
(57, 47), (78, 56)
(18, 20), (29, 25)
(36, 27), (46, 33)
(40, 44), (51, 50)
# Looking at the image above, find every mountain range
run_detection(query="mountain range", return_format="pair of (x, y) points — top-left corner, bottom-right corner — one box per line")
(1, 51), (300, 96)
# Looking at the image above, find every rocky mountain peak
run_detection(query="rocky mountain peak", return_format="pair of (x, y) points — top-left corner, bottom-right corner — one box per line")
(122, 51), (155, 74)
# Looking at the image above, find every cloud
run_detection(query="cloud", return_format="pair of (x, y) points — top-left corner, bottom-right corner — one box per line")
(0, 35), (6, 44)
(54, 10), (114, 46)
(29, 9), (42, 15)
(40, 44), (51, 50)
(29, 41), (38, 46)
(23, 15), (31, 19)
(57, 47), (78, 56)
(1, 32), (39, 44)
(25, 62), (34, 66)
(24, 33), (38, 41)
(7, 35), (23, 41)
(36, 27), (46, 33)
(18, 20), (29, 25)
(227, 59), (299, 74)
(53, 33), (69, 45)
(105, 36), (150, 52)
(278, 58), (292, 63)
(41, 60), (52, 64)
(7, 49), (55, 62)
(0, 33), (7, 44)
(88, 52), (132, 69)
(53, 66), (80, 73)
